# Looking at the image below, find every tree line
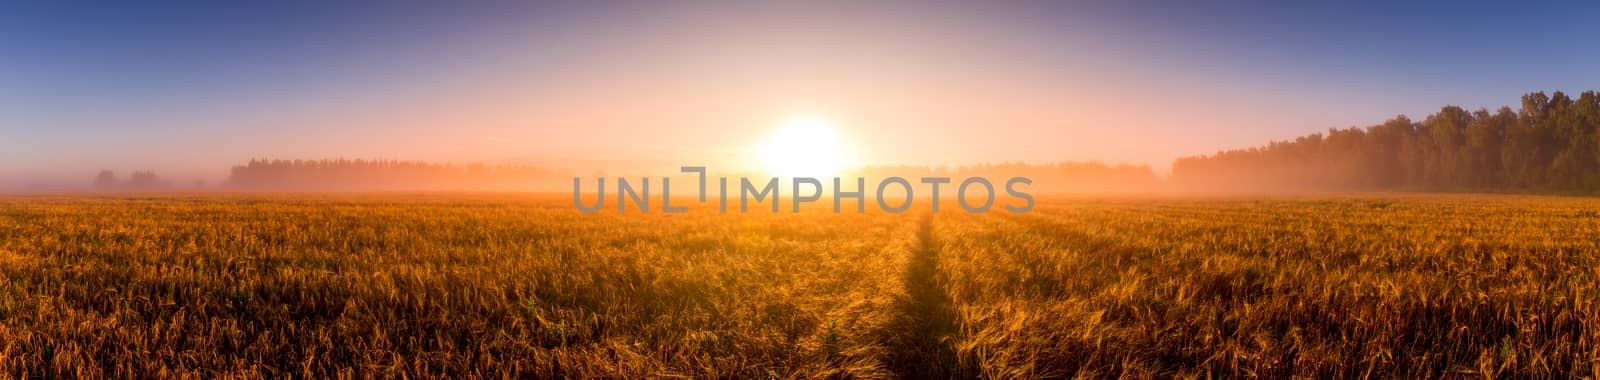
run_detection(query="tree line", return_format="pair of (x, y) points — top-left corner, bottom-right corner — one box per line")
(225, 159), (572, 191)
(1172, 91), (1600, 193)
(217, 159), (1158, 193)
(92, 170), (172, 190)
(106, 88), (1600, 197)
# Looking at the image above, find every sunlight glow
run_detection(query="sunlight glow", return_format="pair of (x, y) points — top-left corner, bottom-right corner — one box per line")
(759, 114), (849, 178)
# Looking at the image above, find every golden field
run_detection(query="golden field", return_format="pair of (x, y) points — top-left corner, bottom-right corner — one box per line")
(0, 193), (1597, 378)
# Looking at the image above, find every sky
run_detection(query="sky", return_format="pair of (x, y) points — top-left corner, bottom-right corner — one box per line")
(4, 1), (1600, 188)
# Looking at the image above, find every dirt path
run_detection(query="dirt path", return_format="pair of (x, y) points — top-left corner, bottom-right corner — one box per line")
(885, 214), (971, 379)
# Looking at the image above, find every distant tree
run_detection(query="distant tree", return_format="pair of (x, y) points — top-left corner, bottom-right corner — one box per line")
(93, 170), (118, 189)
(126, 171), (169, 190)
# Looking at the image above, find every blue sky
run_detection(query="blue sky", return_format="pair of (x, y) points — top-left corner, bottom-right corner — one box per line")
(4, 1), (1600, 187)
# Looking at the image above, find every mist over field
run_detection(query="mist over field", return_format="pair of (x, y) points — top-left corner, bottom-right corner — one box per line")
(21, 90), (1600, 197)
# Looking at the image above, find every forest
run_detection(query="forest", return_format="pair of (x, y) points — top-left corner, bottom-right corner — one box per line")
(1172, 91), (1600, 193)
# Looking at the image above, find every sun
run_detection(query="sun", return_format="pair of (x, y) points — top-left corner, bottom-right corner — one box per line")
(759, 114), (849, 178)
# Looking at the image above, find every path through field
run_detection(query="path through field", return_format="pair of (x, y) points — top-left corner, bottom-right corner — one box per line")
(886, 214), (968, 378)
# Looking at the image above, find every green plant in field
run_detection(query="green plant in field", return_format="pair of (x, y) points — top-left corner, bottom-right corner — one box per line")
(823, 320), (840, 358)
(0, 293), (13, 319)
(521, 296), (540, 318)
(227, 286), (254, 313)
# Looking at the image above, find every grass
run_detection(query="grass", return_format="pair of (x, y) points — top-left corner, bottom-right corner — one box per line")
(0, 193), (1597, 378)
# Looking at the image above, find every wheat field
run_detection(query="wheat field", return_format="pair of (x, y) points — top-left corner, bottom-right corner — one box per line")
(0, 193), (1597, 378)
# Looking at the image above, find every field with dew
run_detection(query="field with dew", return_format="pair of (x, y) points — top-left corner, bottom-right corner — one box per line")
(0, 193), (1597, 378)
